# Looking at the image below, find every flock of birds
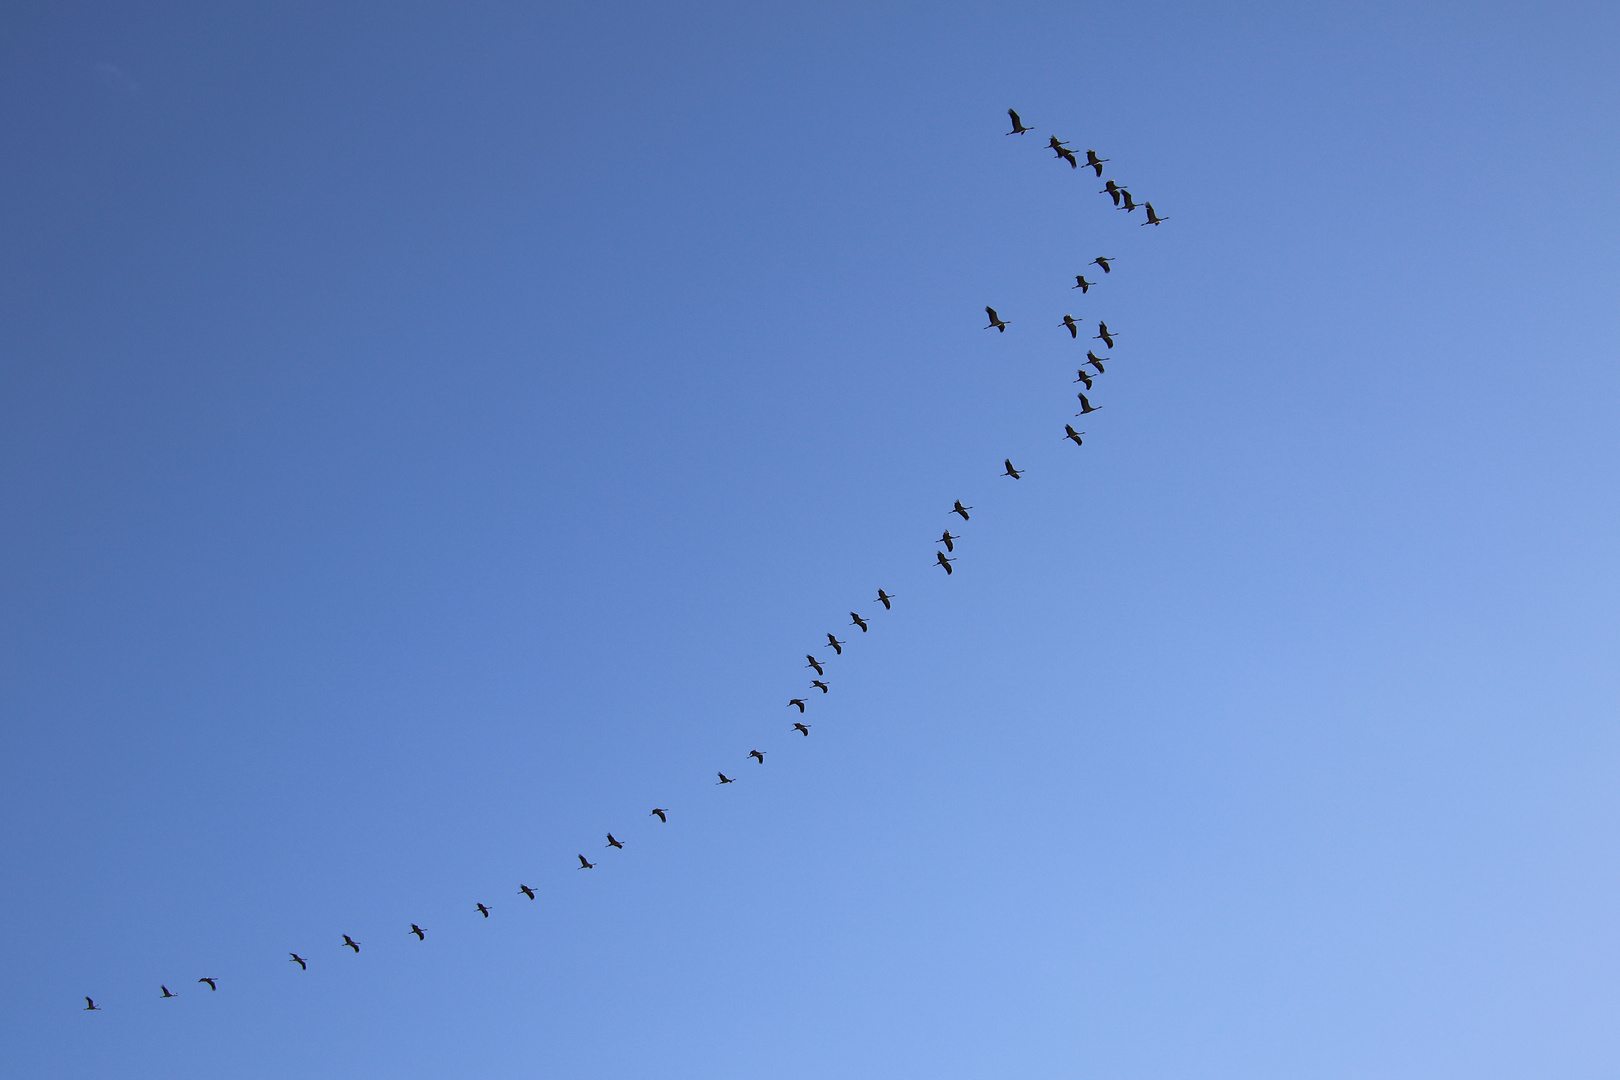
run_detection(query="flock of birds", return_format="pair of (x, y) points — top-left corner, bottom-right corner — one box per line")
(77, 108), (1165, 1014)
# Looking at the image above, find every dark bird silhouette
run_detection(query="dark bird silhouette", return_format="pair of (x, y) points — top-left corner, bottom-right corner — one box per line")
(1061, 314), (1080, 338)
(811, 679), (830, 694)
(475, 903), (491, 917)
(199, 977), (218, 990)
(289, 953), (307, 969)
(875, 589), (894, 610)
(1083, 150), (1109, 176)
(1064, 425), (1086, 447)
(410, 924), (426, 940)
(952, 501), (972, 521)
(826, 633), (845, 654)
(936, 552), (956, 575)
(650, 808), (668, 823)
(1100, 180), (1122, 205)
(342, 935), (360, 953)
(1092, 256), (1113, 274)
(84, 997), (100, 1010)
(788, 698), (806, 712)
(1119, 189), (1138, 212)
(1002, 459), (1024, 479)
(793, 722), (811, 736)
(805, 655), (824, 675)
(938, 530), (959, 552)
(716, 773), (735, 785)
(1095, 322), (1116, 349)
(1047, 135), (1071, 155)
(1072, 275), (1093, 292)
(161, 985), (177, 997)
(1074, 368), (1093, 390)
(606, 833), (623, 849)
(1076, 393), (1102, 415)
(1141, 203), (1168, 225)
(749, 750), (766, 764)
(983, 306), (1009, 332)
(578, 854), (596, 868)
(1086, 351), (1107, 373)
(1056, 146), (1079, 168)
(1006, 108), (1033, 135)
(520, 884), (536, 899)
(849, 612), (869, 632)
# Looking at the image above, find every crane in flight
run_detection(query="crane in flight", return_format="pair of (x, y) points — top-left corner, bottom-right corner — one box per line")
(716, 772), (736, 785)
(793, 722), (811, 736)
(520, 884), (536, 899)
(1119, 190), (1138, 212)
(410, 924), (426, 940)
(1061, 314), (1080, 338)
(578, 854), (597, 868)
(849, 612), (869, 632)
(805, 655), (824, 675)
(199, 977), (218, 990)
(341, 936), (360, 953)
(788, 698), (807, 712)
(475, 904), (491, 917)
(826, 633), (845, 654)
(938, 530), (959, 552)
(1092, 256), (1113, 273)
(936, 552), (956, 575)
(984, 306), (1009, 332)
(1072, 275), (1093, 292)
(649, 808), (668, 822)
(1074, 368), (1094, 390)
(1086, 351), (1108, 373)
(1006, 108), (1033, 134)
(84, 997), (101, 1010)
(811, 679), (830, 694)
(1002, 459), (1024, 479)
(875, 589), (894, 610)
(289, 953), (307, 969)
(1100, 180), (1122, 205)
(1083, 150), (1109, 176)
(1063, 426), (1085, 447)
(161, 985), (178, 997)
(606, 834), (624, 849)
(1076, 393), (1102, 415)
(952, 501), (972, 521)
(749, 750), (766, 764)
(1095, 322), (1116, 349)
(1142, 203), (1168, 225)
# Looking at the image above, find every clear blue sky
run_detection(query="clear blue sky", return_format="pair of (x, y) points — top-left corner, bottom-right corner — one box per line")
(3, 2), (1618, 1077)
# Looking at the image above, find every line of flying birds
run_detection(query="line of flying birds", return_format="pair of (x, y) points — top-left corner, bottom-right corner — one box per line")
(77, 108), (1164, 1012)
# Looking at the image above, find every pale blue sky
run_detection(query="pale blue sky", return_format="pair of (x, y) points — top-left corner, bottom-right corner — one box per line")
(3, 2), (1619, 1077)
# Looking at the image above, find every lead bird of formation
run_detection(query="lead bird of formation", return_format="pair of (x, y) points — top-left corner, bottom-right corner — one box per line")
(81, 105), (1166, 1011)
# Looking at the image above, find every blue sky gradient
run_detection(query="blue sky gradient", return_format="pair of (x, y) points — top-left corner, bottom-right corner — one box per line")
(3, 2), (1619, 1077)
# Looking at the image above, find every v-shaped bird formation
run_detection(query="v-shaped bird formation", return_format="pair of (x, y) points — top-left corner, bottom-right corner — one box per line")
(78, 107), (1166, 1011)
